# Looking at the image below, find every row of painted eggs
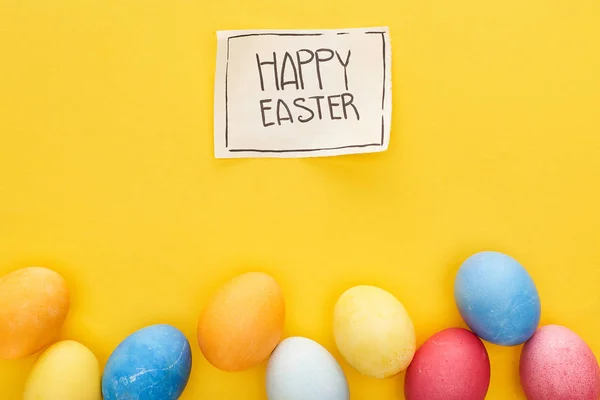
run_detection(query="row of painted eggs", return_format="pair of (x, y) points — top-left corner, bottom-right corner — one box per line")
(1, 251), (599, 399)
(19, 323), (600, 400)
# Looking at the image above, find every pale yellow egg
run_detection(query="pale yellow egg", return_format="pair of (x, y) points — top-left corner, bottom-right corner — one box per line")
(23, 340), (101, 400)
(333, 285), (416, 379)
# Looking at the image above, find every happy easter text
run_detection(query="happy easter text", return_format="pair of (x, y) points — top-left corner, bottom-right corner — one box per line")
(256, 48), (360, 127)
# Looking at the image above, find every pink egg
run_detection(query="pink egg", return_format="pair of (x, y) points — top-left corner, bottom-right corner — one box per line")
(520, 324), (600, 400)
(404, 327), (490, 400)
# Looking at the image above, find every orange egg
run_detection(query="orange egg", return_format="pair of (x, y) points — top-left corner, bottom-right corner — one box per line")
(0, 267), (70, 360)
(197, 272), (285, 372)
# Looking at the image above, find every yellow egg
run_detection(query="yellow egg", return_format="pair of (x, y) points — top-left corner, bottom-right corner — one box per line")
(23, 340), (101, 400)
(197, 272), (285, 372)
(0, 266), (70, 359)
(333, 285), (416, 378)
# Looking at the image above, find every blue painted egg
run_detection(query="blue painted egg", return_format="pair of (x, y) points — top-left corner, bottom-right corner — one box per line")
(102, 324), (192, 400)
(454, 251), (541, 346)
(266, 336), (349, 400)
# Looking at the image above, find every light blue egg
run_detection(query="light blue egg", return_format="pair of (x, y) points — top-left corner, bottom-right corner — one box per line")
(454, 251), (541, 346)
(102, 324), (192, 400)
(266, 337), (349, 400)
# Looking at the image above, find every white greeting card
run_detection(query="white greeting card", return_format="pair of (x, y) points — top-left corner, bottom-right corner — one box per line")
(214, 27), (392, 158)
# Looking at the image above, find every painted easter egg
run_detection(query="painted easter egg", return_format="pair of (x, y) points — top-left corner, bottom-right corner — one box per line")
(266, 337), (349, 400)
(197, 272), (285, 372)
(333, 285), (416, 378)
(404, 328), (490, 400)
(0, 266), (70, 359)
(102, 324), (192, 400)
(23, 340), (101, 400)
(520, 325), (600, 400)
(454, 251), (541, 346)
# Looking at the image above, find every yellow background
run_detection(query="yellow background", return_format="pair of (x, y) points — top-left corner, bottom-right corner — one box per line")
(1, 0), (599, 398)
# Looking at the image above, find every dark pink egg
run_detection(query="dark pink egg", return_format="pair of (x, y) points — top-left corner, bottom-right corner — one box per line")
(404, 328), (490, 400)
(520, 325), (600, 400)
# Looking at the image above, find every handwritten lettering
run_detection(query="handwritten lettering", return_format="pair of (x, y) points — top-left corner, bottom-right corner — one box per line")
(255, 47), (360, 127)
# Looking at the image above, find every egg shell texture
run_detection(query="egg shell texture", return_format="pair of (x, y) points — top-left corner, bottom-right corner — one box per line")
(23, 340), (101, 400)
(197, 272), (285, 372)
(520, 325), (600, 400)
(454, 251), (541, 346)
(333, 285), (416, 378)
(0, 266), (70, 359)
(102, 324), (192, 400)
(266, 337), (349, 400)
(404, 328), (490, 400)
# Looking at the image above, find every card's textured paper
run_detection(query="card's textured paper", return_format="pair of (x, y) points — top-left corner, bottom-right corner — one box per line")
(214, 27), (392, 158)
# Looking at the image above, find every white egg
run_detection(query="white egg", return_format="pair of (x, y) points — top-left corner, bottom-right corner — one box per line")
(266, 337), (349, 400)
